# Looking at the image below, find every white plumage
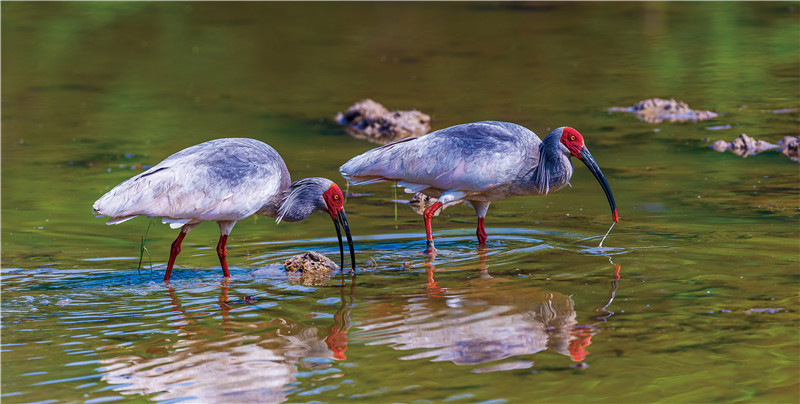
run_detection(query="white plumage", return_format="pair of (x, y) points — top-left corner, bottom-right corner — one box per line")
(340, 121), (618, 253)
(94, 138), (355, 281)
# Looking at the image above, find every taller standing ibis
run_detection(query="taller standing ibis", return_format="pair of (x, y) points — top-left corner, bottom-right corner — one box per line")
(93, 138), (356, 281)
(340, 121), (618, 253)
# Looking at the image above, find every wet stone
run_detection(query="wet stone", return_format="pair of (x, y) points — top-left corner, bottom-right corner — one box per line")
(335, 99), (431, 144)
(779, 135), (800, 162)
(608, 98), (719, 124)
(409, 192), (441, 216)
(729, 134), (777, 155)
(284, 251), (339, 286)
(394, 191), (457, 216)
(708, 133), (799, 162)
(711, 139), (730, 153)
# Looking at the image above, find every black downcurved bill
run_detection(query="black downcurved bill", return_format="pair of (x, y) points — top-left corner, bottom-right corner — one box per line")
(332, 208), (356, 272)
(580, 147), (619, 222)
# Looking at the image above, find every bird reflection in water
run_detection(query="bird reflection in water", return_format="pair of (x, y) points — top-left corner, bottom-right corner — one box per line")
(325, 280), (355, 360)
(98, 279), (355, 403)
(567, 258), (622, 362)
(359, 252), (621, 371)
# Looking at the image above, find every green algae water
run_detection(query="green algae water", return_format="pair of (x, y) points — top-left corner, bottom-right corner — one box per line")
(2, 2), (798, 403)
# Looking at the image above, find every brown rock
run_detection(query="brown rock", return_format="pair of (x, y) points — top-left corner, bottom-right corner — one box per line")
(609, 98), (718, 124)
(709, 133), (789, 160)
(284, 251), (339, 286)
(779, 135), (800, 162)
(729, 133), (756, 153)
(409, 192), (441, 216)
(392, 192), (462, 216)
(728, 133), (778, 156)
(711, 139), (729, 152)
(335, 99), (431, 144)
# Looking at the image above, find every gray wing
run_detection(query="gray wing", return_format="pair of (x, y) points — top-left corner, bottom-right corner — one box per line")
(93, 138), (290, 226)
(340, 121), (542, 193)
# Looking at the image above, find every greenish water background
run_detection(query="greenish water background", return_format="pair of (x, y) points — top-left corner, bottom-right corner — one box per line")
(2, 2), (798, 403)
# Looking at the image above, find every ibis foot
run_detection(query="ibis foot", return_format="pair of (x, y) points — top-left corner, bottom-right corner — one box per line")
(423, 239), (438, 256)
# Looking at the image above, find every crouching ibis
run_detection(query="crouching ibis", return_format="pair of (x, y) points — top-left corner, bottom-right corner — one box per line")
(93, 138), (356, 281)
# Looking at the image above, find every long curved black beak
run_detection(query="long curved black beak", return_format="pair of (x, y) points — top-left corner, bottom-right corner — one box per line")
(332, 208), (356, 273)
(580, 147), (619, 222)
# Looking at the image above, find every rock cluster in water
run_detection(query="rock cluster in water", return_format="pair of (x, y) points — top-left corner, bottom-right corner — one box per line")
(335, 99), (431, 144)
(409, 192), (441, 216)
(608, 98), (719, 124)
(710, 134), (778, 156)
(392, 191), (462, 216)
(781, 136), (800, 162)
(710, 133), (800, 162)
(284, 251), (339, 285)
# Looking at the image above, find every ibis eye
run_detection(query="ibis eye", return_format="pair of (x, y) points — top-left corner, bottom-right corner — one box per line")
(570, 135), (576, 141)
(334, 195), (340, 200)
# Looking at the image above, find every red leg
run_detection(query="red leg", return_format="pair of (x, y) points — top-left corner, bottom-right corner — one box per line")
(164, 232), (187, 282)
(423, 201), (443, 254)
(476, 217), (488, 245)
(216, 235), (231, 278)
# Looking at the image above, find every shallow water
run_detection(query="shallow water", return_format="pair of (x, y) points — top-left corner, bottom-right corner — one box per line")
(2, 2), (799, 403)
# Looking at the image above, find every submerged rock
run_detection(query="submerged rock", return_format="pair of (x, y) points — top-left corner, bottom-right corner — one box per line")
(779, 135), (800, 162)
(609, 98), (718, 124)
(392, 191), (460, 216)
(284, 251), (339, 286)
(728, 133), (779, 156)
(335, 99), (431, 144)
(709, 133), (800, 162)
(409, 192), (441, 216)
(710, 139), (731, 153)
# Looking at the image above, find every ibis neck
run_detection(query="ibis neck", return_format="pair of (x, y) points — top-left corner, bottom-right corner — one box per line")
(257, 190), (288, 219)
(276, 199), (316, 222)
(529, 134), (573, 195)
(274, 177), (329, 223)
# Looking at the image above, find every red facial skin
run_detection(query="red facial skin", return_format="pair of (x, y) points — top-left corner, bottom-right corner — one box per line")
(560, 127), (585, 158)
(560, 127), (619, 223)
(322, 184), (345, 218)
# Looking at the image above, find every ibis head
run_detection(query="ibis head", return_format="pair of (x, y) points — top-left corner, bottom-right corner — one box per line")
(559, 127), (618, 222)
(321, 183), (356, 272)
(278, 178), (356, 272)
